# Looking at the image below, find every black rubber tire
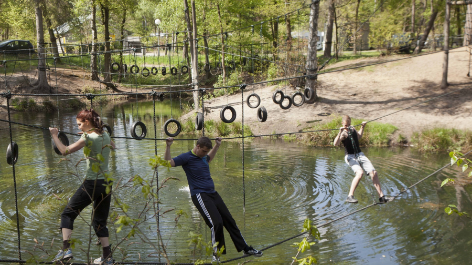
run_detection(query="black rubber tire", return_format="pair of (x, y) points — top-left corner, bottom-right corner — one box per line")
(181, 65), (189, 74)
(220, 105), (237, 123)
(164, 118), (182, 137)
(130, 65), (139, 74)
(158, 92), (164, 101)
(162, 67), (167, 76)
(257, 106), (267, 122)
(6, 141), (18, 165)
(122, 64), (128, 73)
(111, 62), (120, 72)
(171, 67), (178, 75)
(279, 95), (293, 110)
(142, 67), (150, 77)
(151, 67), (158, 75)
(130, 121), (147, 140)
(246, 93), (261, 108)
(103, 124), (113, 136)
(272, 90), (284, 104)
(304, 87), (316, 104)
(292, 91), (305, 107)
(195, 112), (204, 130)
(52, 132), (69, 155)
(204, 63), (211, 72)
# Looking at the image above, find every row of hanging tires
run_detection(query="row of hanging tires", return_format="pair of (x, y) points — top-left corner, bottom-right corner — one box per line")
(2, 87), (316, 164)
(111, 63), (189, 77)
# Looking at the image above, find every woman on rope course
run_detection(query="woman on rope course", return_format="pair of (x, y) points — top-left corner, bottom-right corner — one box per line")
(49, 109), (115, 265)
(164, 137), (263, 262)
(333, 115), (393, 204)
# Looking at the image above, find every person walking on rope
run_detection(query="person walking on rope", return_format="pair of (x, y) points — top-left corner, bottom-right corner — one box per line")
(164, 136), (262, 262)
(49, 109), (115, 265)
(333, 115), (392, 204)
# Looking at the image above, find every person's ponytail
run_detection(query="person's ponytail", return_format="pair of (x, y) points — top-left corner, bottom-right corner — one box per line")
(77, 109), (104, 134)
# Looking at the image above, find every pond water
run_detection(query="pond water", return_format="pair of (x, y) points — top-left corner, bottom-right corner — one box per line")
(0, 100), (471, 264)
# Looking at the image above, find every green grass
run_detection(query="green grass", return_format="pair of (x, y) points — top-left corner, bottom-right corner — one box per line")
(411, 128), (472, 152)
(181, 116), (252, 138)
(298, 116), (397, 147)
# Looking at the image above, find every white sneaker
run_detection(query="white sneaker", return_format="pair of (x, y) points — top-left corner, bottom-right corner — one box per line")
(93, 257), (114, 265)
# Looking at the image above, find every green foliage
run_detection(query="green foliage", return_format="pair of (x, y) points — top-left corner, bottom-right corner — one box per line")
(149, 155), (171, 170)
(299, 116), (397, 147)
(213, 70), (243, 94)
(292, 219), (319, 264)
(445, 205), (468, 217)
(412, 129), (472, 152)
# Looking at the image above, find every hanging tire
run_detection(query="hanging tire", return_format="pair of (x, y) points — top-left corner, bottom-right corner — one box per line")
(171, 67), (178, 75)
(158, 92), (164, 101)
(6, 141), (19, 165)
(246, 93), (261, 108)
(292, 91), (305, 107)
(257, 106), (267, 122)
(122, 64), (128, 73)
(220, 105), (237, 123)
(130, 65), (139, 74)
(164, 118), (182, 137)
(195, 112), (204, 130)
(162, 67), (167, 76)
(111, 62), (120, 72)
(304, 87), (316, 104)
(279, 95), (292, 110)
(130, 121), (147, 140)
(151, 67), (158, 75)
(142, 67), (150, 77)
(204, 63), (211, 72)
(272, 90), (284, 104)
(103, 124), (113, 136)
(181, 65), (189, 74)
(52, 132), (70, 155)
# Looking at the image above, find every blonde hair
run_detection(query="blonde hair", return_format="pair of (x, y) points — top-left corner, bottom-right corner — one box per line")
(342, 115), (351, 123)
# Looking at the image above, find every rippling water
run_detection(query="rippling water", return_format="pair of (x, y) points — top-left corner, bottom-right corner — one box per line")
(0, 101), (471, 264)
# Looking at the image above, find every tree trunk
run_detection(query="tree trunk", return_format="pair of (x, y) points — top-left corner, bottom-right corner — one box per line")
(334, 5), (339, 59)
(270, 20), (278, 48)
(216, 3), (226, 84)
(305, 0), (320, 102)
(353, 0), (361, 54)
(101, 2), (111, 83)
(202, 0), (211, 79)
(44, 15), (60, 62)
(441, 1), (450, 89)
(184, 0), (199, 110)
(431, 0), (436, 50)
(455, 6), (462, 37)
(324, 0), (335, 58)
(118, 8), (126, 83)
(413, 9), (438, 54)
(56, 30), (65, 56)
(412, 0), (416, 33)
(465, 4), (472, 46)
(33, 0), (50, 92)
(91, 0), (99, 81)
(286, 14), (292, 51)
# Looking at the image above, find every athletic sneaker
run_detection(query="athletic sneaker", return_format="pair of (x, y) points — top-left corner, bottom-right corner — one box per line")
(379, 196), (394, 204)
(244, 246), (263, 257)
(346, 195), (358, 203)
(211, 255), (220, 263)
(93, 257), (114, 265)
(52, 248), (73, 262)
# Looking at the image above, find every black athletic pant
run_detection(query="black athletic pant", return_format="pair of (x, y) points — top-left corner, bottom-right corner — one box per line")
(60, 179), (111, 237)
(191, 192), (248, 254)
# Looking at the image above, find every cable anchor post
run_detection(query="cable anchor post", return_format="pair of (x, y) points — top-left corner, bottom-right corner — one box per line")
(1, 90), (12, 99)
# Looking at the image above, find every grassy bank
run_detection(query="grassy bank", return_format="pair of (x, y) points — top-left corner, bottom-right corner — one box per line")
(294, 116), (398, 147)
(181, 117), (252, 138)
(411, 128), (472, 152)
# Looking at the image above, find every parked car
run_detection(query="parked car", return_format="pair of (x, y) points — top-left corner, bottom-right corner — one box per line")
(0, 40), (35, 54)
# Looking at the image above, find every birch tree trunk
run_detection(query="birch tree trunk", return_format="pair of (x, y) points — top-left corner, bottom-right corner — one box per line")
(184, 0), (199, 110)
(217, 2), (226, 84)
(353, 0), (361, 54)
(324, 0), (335, 58)
(91, 0), (99, 81)
(305, 0), (320, 103)
(33, 0), (50, 92)
(464, 4), (472, 45)
(441, 1), (450, 89)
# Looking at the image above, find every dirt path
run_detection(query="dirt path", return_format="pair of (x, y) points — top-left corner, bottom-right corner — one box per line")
(182, 47), (472, 141)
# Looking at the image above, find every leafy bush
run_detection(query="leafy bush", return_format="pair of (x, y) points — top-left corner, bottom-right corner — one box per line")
(411, 128), (472, 152)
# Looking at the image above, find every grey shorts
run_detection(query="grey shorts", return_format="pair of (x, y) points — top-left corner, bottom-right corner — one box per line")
(344, 152), (376, 175)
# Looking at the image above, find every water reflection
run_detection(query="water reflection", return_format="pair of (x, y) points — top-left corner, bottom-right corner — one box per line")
(0, 101), (471, 264)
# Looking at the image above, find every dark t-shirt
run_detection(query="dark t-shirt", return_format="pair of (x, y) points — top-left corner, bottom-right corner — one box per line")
(341, 127), (362, 155)
(173, 151), (216, 196)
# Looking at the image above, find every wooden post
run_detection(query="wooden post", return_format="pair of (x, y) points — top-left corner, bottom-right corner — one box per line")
(441, 1), (450, 89)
